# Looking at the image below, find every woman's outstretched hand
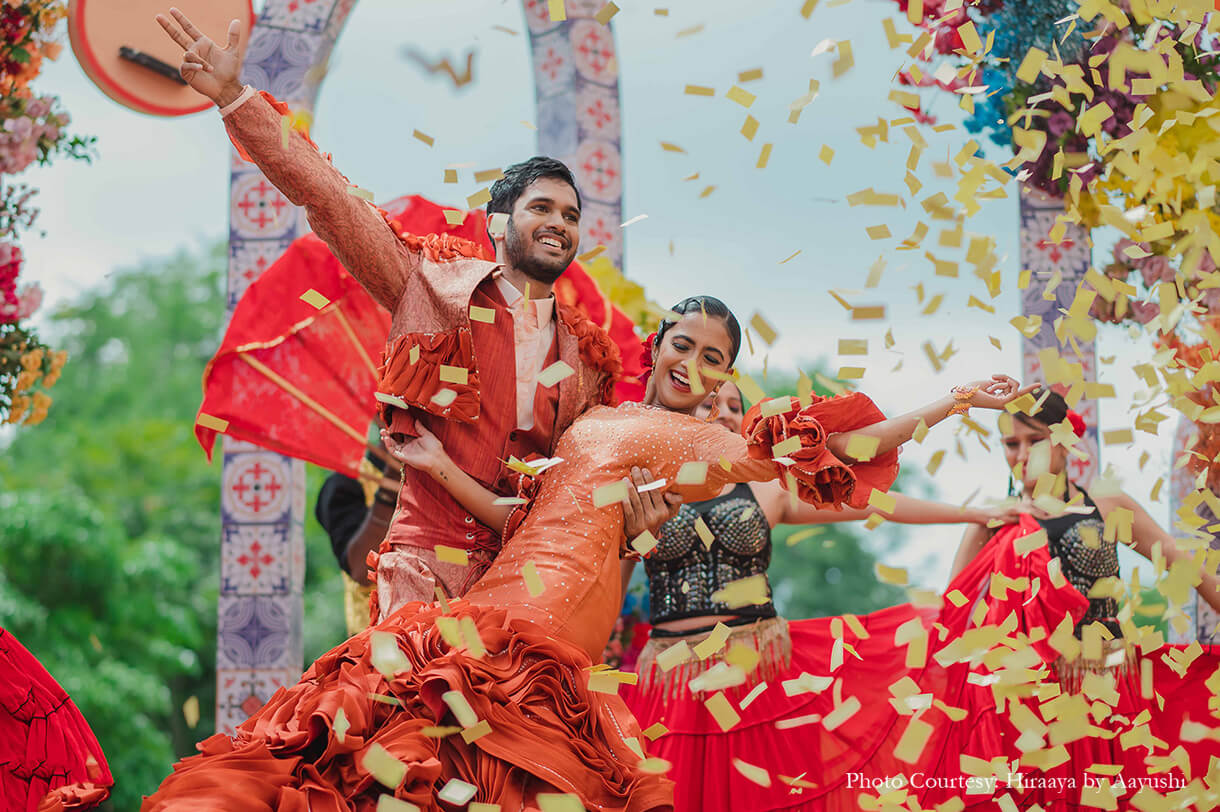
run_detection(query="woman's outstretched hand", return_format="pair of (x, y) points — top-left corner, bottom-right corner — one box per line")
(962, 375), (1038, 411)
(155, 8), (245, 106)
(381, 426), (447, 476)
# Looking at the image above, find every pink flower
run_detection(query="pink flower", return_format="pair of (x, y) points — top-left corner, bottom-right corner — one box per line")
(1130, 300), (1159, 324)
(1137, 254), (1172, 287)
(15, 282), (40, 319)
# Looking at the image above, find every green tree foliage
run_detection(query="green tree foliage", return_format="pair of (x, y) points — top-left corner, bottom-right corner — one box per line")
(0, 244), (345, 808)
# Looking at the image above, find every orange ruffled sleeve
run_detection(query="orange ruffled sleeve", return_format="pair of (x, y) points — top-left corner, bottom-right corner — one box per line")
(743, 392), (899, 510)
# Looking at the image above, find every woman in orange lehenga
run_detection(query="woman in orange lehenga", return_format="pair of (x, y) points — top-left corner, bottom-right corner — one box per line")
(142, 298), (1028, 811)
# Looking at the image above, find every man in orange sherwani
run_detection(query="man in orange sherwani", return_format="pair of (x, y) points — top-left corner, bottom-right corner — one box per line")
(158, 9), (679, 619)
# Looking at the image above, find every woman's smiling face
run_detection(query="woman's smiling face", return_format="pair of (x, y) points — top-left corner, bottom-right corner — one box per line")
(651, 313), (735, 413)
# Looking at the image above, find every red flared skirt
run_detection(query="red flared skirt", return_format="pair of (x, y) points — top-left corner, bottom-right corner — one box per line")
(623, 517), (1220, 811)
(0, 629), (111, 812)
(142, 602), (673, 811)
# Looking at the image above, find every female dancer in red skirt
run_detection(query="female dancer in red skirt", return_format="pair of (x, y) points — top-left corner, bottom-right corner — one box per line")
(909, 389), (1220, 811)
(0, 629), (112, 811)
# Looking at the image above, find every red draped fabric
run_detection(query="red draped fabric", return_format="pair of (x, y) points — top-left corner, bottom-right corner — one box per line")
(196, 194), (645, 476)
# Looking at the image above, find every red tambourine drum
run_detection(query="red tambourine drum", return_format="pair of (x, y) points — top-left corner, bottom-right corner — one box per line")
(69, 0), (254, 116)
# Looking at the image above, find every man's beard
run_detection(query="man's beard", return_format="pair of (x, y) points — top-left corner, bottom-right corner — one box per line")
(504, 219), (570, 284)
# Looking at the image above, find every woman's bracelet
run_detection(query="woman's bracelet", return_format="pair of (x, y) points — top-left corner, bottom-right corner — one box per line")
(948, 385), (977, 417)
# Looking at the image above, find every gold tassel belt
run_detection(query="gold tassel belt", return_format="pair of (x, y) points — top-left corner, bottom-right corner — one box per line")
(1051, 636), (1137, 695)
(635, 616), (791, 700)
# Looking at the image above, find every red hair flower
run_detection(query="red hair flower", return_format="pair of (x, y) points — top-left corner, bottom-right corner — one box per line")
(1066, 409), (1086, 438)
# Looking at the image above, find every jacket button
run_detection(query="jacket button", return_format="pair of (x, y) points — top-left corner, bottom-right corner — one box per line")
(466, 532), (475, 540)
(464, 515), (474, 524)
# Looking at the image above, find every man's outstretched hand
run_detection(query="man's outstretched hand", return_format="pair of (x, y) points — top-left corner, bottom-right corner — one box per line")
(155, 8), (245, 107)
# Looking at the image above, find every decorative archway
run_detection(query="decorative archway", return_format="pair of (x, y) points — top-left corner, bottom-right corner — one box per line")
(216, 0), (625, 734)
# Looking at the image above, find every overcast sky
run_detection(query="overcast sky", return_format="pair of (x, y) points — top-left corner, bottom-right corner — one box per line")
(18, 0), (1174, 589)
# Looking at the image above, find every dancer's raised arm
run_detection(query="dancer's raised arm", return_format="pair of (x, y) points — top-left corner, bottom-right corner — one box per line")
(156, 9), (417, 310)
(825, 375), (1034, 464)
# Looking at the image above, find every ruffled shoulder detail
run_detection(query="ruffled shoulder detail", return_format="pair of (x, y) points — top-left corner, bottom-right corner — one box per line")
(744, 392), (899, 510)
(557, 303), (622, 406)
(397, 231), (492, 263)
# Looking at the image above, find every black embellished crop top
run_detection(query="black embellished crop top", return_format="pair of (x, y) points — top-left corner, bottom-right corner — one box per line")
(1038, 489), (1120, 635)
(644, 482), (775, 625)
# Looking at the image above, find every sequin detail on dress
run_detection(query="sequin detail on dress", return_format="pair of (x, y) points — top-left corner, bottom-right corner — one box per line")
(646, 483), (775, 624)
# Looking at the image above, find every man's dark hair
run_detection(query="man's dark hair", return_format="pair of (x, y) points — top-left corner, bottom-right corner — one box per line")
(655, 296), (743, 365)
(486, 156), (582, 227)
(1013, 386), (1069, 430)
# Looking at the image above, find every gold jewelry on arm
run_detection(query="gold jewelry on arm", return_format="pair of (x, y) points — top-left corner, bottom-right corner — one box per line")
(947, 385), (977, 417)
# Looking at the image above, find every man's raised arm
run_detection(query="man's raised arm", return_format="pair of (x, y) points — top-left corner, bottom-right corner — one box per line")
(156, 8), (416, 311)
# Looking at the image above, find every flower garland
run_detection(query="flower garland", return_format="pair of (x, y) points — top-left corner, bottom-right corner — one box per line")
(892, 0), (1220, 199)
(0, 1), (91, 425)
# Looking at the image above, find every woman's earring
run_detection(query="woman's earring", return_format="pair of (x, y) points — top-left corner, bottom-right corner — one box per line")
(704, 403), (721, 423)
(1007, 475), (1017, 497)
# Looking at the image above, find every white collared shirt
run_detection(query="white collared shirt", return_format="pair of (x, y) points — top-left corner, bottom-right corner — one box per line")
(494, 274), (556, 430)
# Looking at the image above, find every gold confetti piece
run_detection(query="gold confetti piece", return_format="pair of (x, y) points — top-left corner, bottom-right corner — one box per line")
(750, 312), (778, 345)
(588, 671), (623, 694)
(486, 212), (509, 236)
(537, 794), (584, 812)
(822, 696), (862, 730)
(656, 640), (692, 672)
(547, 0), (566, 20)
(469, 805), (501, 812)
(693, 515), (714, 549)
(733, 758), (772, 787)
(371, 630), (411, 677)
(868, 488), (897, 514)
(726, 643), (761, 674)
(692, 622), (732, 659)
(676, 23), (705, 37)
(431, 388), (457, 408)
(593, 480), (630, 507)
(865, 224), (891, 240)
(442, 690), (478, 728)
(711, 574), (770, 608)
(376, 796), (421, 812)
(819, 144), (835, 165)
(471, 168), (504, 185)
(438, 779), (478, 805)
(469, 305), (496, 324)
(594, 1), (619, 24)
(347, 185), (374, 202)
(778, 249), (801, 265)
(736, 374), (767, 403)
(412, 129), (434, 147)
(643, 722), (668, 740)
(443, 209), (466, 226)
(630, 530), (659, 556)
(439, 365), (469, 385)
(740, 116), (759, 140)
(832, 40), (854, 76)
(522, 561), (545, 596)
(197, 413), (229, 432)
(704, 692), (741, 731)
(362, 743), (407, 788)
(772, 436), (803, 458)
(443, 168), (458, 183)
(331, 707), (351, 743)
(726, 85), (756, 108)
(538, 361), (575, 387)
(894, 717), (934, 763)
(466, 188), (492, 209)
(422, 725), (462, 737)
(1103, 429), (1133, 445)
(844, 433), (880, 461)
(659, 141), (686, 153)
(838, 366), (865, 379)
(677, 461), (709, 484)
(576, 245), (606, 263)
(838, 339), (867, 355)
(875, 563), (908, 585)
(756, 143), (773, 169)
(685, 84), (715, 96)
(520, 120), (536, 130)
(182, 696), (200, 728)
(300, 288), (330, 309)
(435, 545), (469, 567)
(698, 185), (717, 198)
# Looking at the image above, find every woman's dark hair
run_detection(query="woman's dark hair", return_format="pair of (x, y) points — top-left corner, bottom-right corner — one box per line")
(486, 156), (582, 223)
(1013, 386), (1069, 431)
(655, 296), (742, 365)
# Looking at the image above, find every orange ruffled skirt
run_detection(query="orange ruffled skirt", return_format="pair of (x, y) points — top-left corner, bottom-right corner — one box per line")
(142, 602), (673, 812)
